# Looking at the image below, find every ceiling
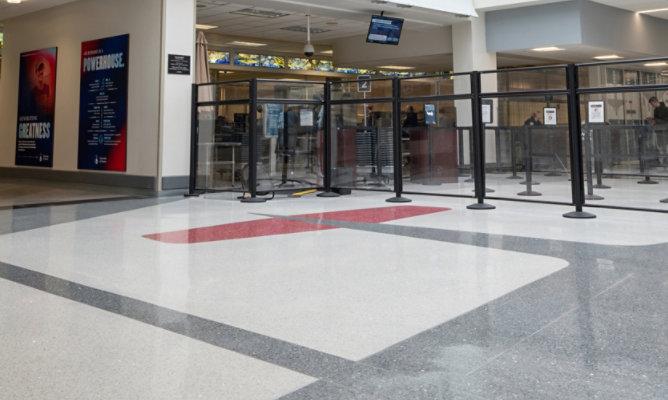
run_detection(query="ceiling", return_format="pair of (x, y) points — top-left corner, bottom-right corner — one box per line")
(2, 0), (668, 70)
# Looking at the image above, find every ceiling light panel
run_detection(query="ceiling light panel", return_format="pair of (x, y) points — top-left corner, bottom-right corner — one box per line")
(281, 26), (331, 34)
(230, 8), (290, 18)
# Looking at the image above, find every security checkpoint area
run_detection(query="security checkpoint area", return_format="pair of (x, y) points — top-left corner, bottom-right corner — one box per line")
(190, 58), (668, 215)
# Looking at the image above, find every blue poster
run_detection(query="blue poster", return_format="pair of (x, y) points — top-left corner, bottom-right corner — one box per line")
(78, 34), (129, 171)
(15, 47), (58, 167)
(264, 104), (284, 136)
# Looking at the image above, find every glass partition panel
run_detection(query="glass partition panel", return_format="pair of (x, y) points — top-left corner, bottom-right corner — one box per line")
(330, 102), (394, 190)
(482, 95), (571, 203)
(257, 81), (325, 101)
(399, 100), (474, 197)
(254, 103), (323, 192)
(330, 79), (393, 101)
(400, 75), (471, 97)
(579, 91), (668, 210)
(481, 68), (567, 93)
(195, 103), (250, 191)
(201, 81), (251, 102)
(579, 60), (668, 89)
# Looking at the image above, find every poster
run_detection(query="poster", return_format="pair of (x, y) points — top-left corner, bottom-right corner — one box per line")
(424, 103), (436, 125)
(15, 47), (57, 167)
(78, 34), (129, 171)
(264, 104), (283, 136)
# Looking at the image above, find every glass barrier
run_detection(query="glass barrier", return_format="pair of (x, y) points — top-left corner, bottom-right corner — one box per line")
(195, 104), (250, 191)
(579, 91), (668, 210)
(330, 79), (393, 101)
(255, 103), (324, 191)
(400, 75), (471, 97)
(257, 81), (325, 101)
(579, 60), (668, 89)
(481, 67), (567, 93)
(330, 102), (395, 190)
(481, 95), (572, 204)
(399, 99), (474, 197)
(198, 81), (251, 103)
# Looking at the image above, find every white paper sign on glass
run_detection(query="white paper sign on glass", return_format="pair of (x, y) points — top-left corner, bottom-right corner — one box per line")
(588, 101), (605, 123)
(300, 108), (314, 127)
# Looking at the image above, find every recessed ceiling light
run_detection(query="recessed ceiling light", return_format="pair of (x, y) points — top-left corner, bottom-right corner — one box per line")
(7, 0), (22, 4)
(377, 65), (415, 70)
(531, 46), (565, 52)
(644, 62), (668, 67)
(281, 26), (330, 34)
(230, 8), (289, 18)
(226, 40), (267, 47)
(594, 55), (622, 60)
(195, 24), (218, 30)
(320, 50), (334, 55)
(638, 7), (668, 14)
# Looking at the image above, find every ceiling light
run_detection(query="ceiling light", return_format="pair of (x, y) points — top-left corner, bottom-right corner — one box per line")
(320, 50), (334, 55)
(230, 8), (289, 18)
(7, 0), (22, 3)
(531, 46), (565, 52)
(226, 40), (267, 47)
(644, 62), (668, 67)
(377, 65), (415, 70)
(281, 26), (331, 34)
(594, 55), (622, 60)
(195, 24), (218, 30)
(638, 7), (668, 14)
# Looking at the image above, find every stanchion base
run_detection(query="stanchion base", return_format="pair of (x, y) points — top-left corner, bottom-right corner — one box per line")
(464, 178), (474, 183)
(593, 184), (611, 189)
(184, 193), (201, 198)
(585, 194), (604, 200)
(520, 181), (540, 185)
(317, 191), (340, 198)
(638, 179), (659, 184)
(506, 175), (522, 179)
(545, 172), (561, 176)
(517, 191), (542, 196)
(471, 188), (496, 193)
(467, 202), (496, 210)
(240, 197), (268, 203)
(563, 211), (596, 219)
(660, 198), (668, 203)
(386, 196), (412, 203)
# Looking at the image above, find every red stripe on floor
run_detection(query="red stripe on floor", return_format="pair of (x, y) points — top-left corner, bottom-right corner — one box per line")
(143, 205), (449, 244)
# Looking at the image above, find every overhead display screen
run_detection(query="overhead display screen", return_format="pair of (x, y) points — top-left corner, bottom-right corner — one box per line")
(366, 15), (404, 45)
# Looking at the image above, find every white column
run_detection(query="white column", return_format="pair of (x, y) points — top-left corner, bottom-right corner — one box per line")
(158, 0), (196, 190)
(452, 13), (497, 164)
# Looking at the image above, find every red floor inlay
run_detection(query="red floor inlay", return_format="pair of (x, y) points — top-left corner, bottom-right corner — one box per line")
(143, 205), (449, 244)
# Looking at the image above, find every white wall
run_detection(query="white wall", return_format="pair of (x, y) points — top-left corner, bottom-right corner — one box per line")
(0, 0), (162, 177)
(159, 0), (195, 183)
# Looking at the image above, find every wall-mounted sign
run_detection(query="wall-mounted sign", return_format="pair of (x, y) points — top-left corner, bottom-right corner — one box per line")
(588, 101), (605, 123)
(167, 54), (190, 75)
(15, 47), (58, 167)
(358, 75), (371, 93)
(78, 34), (129, 171)
(543, 107), (557, 125)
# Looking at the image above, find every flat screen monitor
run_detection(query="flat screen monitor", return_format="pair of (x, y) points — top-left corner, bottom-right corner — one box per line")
(366, 15), (404, 45)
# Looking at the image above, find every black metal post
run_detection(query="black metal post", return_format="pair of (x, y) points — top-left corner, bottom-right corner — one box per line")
(507, 128), (521, 179)
(467, 71), (495, 210)
(592, 126), (610, 189)
(186, 83), (201, 197)
(563, 64), (595, 218)
(387, 78), (411, 203)
(318, 82), (339, 197)
(518, 125), (541, 196)
(638, 126), (658, 184)
(583, 127), (603, 200)
(241, 79), (266, 203)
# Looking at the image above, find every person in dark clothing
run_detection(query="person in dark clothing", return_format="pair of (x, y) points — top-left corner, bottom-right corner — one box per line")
(524, 111), (542, 126)
(403, 105), (418, 127)
(649, 96), (668, 125)
(649, 96), (668, 165)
